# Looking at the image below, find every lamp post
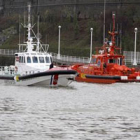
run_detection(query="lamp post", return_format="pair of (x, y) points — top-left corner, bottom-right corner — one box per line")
(133, 28), (138, 66)
(103, 0), (106, 44)
(19, 15), (21, 52)
(90, 28), (93, 62)
(57, 25), (61, 59)
(119, 24), (122, 54)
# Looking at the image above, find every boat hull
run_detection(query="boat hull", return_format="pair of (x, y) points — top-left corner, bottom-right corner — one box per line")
(75, 74), (140, 84)
(16, 74), (75, 87)
(0, 70), (76, 87)
(75, 75), (119, 84)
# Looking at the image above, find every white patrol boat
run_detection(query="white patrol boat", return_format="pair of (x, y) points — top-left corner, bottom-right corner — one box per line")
(0, 4), (77, 87)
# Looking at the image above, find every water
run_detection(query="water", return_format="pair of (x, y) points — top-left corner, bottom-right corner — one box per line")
(0, 82), (140, 140)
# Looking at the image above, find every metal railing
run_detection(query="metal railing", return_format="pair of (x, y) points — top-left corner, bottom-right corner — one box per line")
(0, 49), (19, 56)
(1, 49), (140, 65)
(123, 51), (140, 65)
(0, 49), (90, 64)
(0, 66), (16, 75)
(4, 0), (140, 8)
(0, 66), (46, 76)
(51, 52), (90, 64)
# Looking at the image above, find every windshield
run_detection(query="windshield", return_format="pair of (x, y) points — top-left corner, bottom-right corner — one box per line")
(108, 58), (123, 65)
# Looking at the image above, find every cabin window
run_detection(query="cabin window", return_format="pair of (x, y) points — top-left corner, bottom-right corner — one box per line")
(45, 57), (50, 63)
(108, 59), (116, 63)
(19, 56), (24, 63)
(97, 60), (101, 66)
(23, 57), (25, 63)
(27, 56), (31, 63)
(21, 56), (24, 63)
(50, 57), (52, 63)
(117, 59), (119, 65)
(120, 58), (122, 65)
(32, 56), (38, 63)
(91, 58), (96, 64)
(39, 57), (45, 63)
(19, 56), (22, 63)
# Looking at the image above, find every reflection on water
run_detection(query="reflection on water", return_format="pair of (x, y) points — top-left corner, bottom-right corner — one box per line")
(0, 82), (140, 140)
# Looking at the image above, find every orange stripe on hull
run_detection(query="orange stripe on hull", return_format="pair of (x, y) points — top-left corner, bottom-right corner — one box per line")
(76, 77), (140, 84)
(75, 77), (118, 84)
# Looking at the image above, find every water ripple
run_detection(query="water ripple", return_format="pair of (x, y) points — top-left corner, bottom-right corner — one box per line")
(0, 82), (140, 139)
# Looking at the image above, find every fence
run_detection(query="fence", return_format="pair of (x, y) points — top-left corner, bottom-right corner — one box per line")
(51, 52), (90, 64)
(0, 49), (19, 56)
(1, 49), (140, 65)
(123, 51), (140, 65)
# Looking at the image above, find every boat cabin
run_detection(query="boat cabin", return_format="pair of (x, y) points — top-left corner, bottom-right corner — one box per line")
(15, 52), (53, 75)
(76, 54), (125, 76)
(91, 54), (124, 67)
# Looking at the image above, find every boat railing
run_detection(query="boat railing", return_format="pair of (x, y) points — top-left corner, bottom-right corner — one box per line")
(0, 66), (16, 76)
(0, 66), (47, 76)
(18, 44), (49, 53)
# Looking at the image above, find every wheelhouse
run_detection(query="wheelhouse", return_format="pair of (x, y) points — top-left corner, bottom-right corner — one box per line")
(91, 54), (124, 66)
(14, 52), (53, 74)
(15, 53), (52, 65)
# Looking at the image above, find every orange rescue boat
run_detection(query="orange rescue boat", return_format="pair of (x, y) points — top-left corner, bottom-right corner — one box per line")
(71, 14), (140, 84)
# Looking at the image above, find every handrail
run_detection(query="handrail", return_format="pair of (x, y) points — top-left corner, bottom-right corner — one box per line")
(0, 66), (46, 76)
(1, 49), (140, 65)
(51, 52), (90, 64)
(123, 51), (140, 64)
(0, 66), (16, 75)
(0, 49), (19, 56)
(4, 0), (140, 9)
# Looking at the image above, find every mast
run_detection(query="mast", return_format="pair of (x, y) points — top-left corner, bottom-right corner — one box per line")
(112, 13), (115, 46)
(27, 3), (31, 41)
(19, 15), (21, 52)
(103, 0), (106, 44)
(108, 13), (117, 55)
(19, 3), (46, 53)
(36, 14), (40, 51)
(26, 3), (34, 52)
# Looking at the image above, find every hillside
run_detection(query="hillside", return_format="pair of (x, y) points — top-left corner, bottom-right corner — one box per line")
(0, 1), (140, 57)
